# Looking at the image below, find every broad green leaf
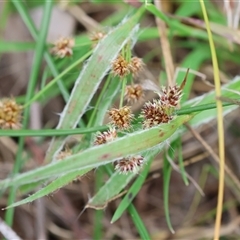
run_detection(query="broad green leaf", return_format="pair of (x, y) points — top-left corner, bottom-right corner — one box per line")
(45, 7), (145, 162)
(1, 114), (192, 206)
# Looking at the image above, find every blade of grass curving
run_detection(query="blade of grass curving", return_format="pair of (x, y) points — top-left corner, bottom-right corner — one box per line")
(45, 7), (145, 162)
(2, 115), (192, 206)
(163, 148), (174, 234)
(12, 0), (69, 101)
(111, 156), (154, 223)
(128, 204), (151, 240)
(199, 1), (225, 238)
(177, 138), (189, 185)
(5, 0), (53, 226)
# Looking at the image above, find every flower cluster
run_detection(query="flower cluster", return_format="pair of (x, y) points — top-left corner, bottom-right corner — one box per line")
(0, 98), (23, 129)
(141, 83), (184, 128)
(160, 85), (182, 107)
(108, 106), (134, 130)
(112, 55), (144, 78)
(114, 155), (144, 174)
(94, 128), (117, 145)
(50, 37), (75, 58)
(141, 100), (173, 128)
(125, 84), (143, 103)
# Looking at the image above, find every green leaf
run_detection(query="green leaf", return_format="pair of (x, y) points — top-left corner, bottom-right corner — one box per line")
(163, 147), (174, 234)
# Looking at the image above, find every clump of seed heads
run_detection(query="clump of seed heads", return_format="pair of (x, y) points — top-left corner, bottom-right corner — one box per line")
(0, 98), (23, 129)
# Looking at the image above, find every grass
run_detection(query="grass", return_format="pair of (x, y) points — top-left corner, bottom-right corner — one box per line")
(1, 0), (240, 239)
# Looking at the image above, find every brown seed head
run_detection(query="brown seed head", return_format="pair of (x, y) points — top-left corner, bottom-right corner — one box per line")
(160, 85), (182, 107)
(129, 57), (144, 76)
(125, 84), (144, 103)
(0, 98), (23, 129)
(114, 155), (144, 174)
(141, 99), (173, 128)
(108, 106), (134, 130)
(112, 55), (130, 78)
(94, 128), (117, 145)
(51, 37), (75, 58)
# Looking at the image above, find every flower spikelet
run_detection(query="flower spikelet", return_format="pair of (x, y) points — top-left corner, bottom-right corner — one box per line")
(94, 128), (117, 145)
(141, 99), (173, 128)
(0, 98), (23, 129)
(114, 155), (144, 174)
(125, 84), (144, 103)
(160, 85), (182, 107)
(112, 55), (130, 78)
(108, 106), (134, 130)
(129, 57), (144, 76)
(51, 37), (75, 58)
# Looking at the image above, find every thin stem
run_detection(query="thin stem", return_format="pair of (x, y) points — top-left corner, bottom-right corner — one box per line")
(119, 77), (127, 108)
(199, 1), (225, 239)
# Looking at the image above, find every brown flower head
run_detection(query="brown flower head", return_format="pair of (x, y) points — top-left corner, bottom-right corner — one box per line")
(160, 85), (182, 107)
(141, 99), (173, 128)
(125, 84), (144, 103)
(57, 147), (72, 160)
(129, 57), (144, 76)
(108, 106), (134, 130)
(114, 155), (144, 174)
(0, 98), (23, 129)
(94, 128), (117, 145)
(51, 37), (75, 58)
(112, 55), (130, 78)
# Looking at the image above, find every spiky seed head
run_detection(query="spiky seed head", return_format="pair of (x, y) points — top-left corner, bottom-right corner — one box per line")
(112, 55), (130, 78)
(108, 106), (134, 130)
(0, 98), (23, 129)
(57, 147), (72, 160)
(125, 84), (144, 103)
(114, 155), (144, 174)
(94, 128), (117, 145)
(141, 99), (173, 128)
(51, 37), (75, 58)
(129, 57), (144, 76)
(160, 85), (182, 107)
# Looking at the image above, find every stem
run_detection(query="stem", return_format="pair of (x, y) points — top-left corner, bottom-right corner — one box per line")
(119, 77), (127, 108)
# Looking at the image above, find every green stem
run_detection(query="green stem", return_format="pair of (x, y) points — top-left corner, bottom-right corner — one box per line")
(119, 77), (127, 108)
